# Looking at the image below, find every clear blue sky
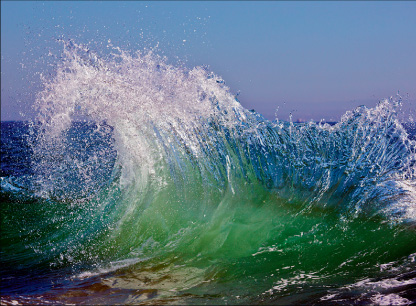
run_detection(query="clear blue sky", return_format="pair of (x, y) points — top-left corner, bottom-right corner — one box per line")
(2, 1), (416, 121)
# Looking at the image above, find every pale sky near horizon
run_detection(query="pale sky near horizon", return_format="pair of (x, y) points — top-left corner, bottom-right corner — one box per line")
(2, 1), (416, 121)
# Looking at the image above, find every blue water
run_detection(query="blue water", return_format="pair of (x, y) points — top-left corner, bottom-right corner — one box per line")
(1, 43), (416, 305)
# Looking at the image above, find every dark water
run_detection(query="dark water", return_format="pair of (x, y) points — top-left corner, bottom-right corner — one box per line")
(1, 44), (416, 305)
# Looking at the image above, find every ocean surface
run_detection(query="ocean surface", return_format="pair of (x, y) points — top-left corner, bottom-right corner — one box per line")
(1, 43), (416, 305)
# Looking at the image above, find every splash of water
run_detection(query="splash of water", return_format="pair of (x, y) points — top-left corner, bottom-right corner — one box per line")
(2, 41), (415, 304)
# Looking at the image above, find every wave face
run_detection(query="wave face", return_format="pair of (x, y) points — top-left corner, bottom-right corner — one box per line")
(1, 42), (416, 305)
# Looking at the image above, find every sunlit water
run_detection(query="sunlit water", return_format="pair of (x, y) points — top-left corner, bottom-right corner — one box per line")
(1, 42), (415, 305)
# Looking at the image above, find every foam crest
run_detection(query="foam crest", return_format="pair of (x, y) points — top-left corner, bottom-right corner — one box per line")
(34, 41), (243, 133)
(31, 41), (245, 195)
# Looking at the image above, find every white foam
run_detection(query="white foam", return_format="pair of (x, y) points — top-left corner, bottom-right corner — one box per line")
(371, 293), (411, 305)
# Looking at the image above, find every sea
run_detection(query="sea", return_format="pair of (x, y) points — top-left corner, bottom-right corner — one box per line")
(1, 43), (416, 305)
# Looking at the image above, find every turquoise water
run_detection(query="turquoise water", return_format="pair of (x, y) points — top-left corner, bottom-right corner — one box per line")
(1, 43), (415, 305)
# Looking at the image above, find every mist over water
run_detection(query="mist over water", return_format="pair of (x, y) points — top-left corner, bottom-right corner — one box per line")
(1, 42), (416, 305)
